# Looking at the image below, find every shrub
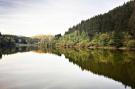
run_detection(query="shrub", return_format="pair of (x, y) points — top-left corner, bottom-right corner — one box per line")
(127, 40), (135, 48)
(99, 33), (110, 46)
(109, 32), (123, 48)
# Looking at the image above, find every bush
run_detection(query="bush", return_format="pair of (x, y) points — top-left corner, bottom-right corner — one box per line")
(127, 40), (135, 48)
(109, 32), (123, 48)
(99, 33), (110, 46)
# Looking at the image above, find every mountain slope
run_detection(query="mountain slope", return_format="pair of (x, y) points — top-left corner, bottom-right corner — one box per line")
(55, 1), (135, 48)
(65, 1), (134, 38)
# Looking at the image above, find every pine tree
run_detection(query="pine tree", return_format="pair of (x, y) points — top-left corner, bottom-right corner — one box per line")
(128, 0), (135, 38)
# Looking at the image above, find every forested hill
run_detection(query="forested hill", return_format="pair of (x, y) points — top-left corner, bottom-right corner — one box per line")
(0, 32), (39, 48)
(65, 1), (135, 38)
(55, 1), (135, 48)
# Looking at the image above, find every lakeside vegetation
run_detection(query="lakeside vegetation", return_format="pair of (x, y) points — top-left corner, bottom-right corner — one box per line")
(0, 1), (135, 50)
(0, 32), (39, 48)
(32, 34), (54, 47)
(51, 0), (135, 49)
(0, 1), (135, 89)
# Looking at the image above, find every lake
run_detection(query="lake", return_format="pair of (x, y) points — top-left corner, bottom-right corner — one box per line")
(0, 47), (135, 89)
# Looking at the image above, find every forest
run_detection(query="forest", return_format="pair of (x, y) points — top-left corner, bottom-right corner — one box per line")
(0, 1), (135, 49)
(0, 32), (38, 48)
(53, 0), (135, 49)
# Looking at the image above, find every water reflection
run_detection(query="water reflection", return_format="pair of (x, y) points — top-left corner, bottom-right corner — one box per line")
(0, 47), (135, 89)
(0, 46), (38, 59)
(35, 48), (135, 89)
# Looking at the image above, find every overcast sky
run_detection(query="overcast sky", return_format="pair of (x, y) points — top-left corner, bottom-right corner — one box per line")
(0, 0), (130, 36)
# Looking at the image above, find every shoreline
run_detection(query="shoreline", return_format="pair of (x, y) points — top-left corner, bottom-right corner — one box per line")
(55, 45), (135, 51)
(15, 43), (38, 47)
(88, 47), (135, 51)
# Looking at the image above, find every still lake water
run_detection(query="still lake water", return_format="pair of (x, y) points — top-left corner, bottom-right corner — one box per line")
(0, 47), (135, 89)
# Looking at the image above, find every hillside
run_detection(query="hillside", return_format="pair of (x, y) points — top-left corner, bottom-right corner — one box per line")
(0, 33), (38, 48)
(65, 1), (135, 37)
(54, 1), (135, 48)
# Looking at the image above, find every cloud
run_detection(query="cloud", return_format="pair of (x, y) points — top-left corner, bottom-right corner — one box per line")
(0, 0), (130, 36)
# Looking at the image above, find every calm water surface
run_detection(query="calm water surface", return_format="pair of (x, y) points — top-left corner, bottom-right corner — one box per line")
(0, 47), (134, 89)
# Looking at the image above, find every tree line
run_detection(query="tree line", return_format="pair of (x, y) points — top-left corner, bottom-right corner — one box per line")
(0, 32), (38, 48)
(54, 0), (135, 48)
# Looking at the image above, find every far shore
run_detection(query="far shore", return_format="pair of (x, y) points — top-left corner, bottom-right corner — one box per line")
(13, 43), (135, 51)
(15, 43), (38, 47)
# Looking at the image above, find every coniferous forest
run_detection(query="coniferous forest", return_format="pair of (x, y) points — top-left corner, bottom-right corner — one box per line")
(0, 0), (135, 89)
(0, 1), (135, 89)
(0, 0), (135, 49)
(53, 0), (135, 49)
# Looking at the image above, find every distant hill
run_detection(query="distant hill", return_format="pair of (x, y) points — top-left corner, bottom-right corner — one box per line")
(0, 33), (38, 48)
(32, 34), (53, 40)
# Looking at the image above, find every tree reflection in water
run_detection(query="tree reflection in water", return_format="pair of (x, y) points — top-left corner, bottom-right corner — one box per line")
(36, 47), (135, 89)
(0, 47), (135, 89)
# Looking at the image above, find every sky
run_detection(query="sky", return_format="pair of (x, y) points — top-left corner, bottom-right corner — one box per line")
(0, 0), (130, 37)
